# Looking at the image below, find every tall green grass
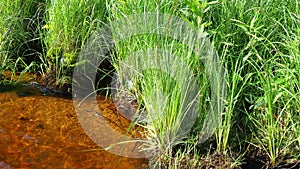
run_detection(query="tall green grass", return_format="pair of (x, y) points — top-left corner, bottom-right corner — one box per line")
(0, 0), (299, 168)
(182, 0), (250, 155)
(243, 5), (300, 166)
(204, 0), (300, 167)
(109, 27), (203, 169)
(0, 0), (43, 82)
(107, 0), (227, 168)
(42, 0), (106, 86)
(108, 0), (300, 168)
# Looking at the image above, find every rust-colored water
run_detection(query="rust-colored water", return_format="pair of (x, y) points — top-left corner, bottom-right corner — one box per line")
(0, 86), (147, 168)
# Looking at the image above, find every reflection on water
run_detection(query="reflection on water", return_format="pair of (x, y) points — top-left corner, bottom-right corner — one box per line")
(0, 85), (147, 168)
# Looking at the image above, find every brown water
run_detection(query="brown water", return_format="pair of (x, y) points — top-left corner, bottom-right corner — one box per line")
(0, 86), (147, 168)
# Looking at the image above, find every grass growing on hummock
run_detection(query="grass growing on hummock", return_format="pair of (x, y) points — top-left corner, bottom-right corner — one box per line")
(107, 0), (300, 168)
(106, 0), (227, 168)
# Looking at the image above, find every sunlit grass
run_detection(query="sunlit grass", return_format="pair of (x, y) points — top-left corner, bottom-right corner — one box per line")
(110, 35), (211, 168)
(0, 0), (43, 83)
(42, 0), (106, 86)
(225, 1), (300, 166)
(1, 0), (299, 168)
(107, 0), (226, 168)
(108, 0), (300, 168)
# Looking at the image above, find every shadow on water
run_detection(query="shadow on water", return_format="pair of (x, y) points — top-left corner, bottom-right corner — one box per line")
(0, 83), (41, 97)
(0, 84), (19, 93)
(0, 84), (147, 168)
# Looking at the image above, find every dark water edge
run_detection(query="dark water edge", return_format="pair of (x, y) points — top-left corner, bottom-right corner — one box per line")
(0, 82), (72, 99)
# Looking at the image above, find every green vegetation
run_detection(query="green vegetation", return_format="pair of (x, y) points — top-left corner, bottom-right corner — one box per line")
(42, 0), (106, 87)
(0, 0), (299, 168)
(0, 0), (43, 83)
(204, 0), (300, 167)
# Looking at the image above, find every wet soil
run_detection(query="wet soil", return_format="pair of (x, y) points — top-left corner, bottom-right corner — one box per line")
(241, 150), (300, 169)
(0, 87), (147, 168)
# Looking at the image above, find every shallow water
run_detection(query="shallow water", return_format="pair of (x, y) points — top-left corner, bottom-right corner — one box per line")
(0, 85), (147, 168)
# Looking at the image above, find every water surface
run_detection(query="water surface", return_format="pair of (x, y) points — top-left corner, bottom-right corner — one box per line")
(0, 85), (147, 168)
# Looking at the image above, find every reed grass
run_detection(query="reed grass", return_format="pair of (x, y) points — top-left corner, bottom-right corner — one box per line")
(109, 29), (207, 168)
(0, 0), (44, 83)
(241, 2), (300, 167)
(107, 0), (227, 168)
(107, 0), (300, 168)
(42, 0), (106, 85)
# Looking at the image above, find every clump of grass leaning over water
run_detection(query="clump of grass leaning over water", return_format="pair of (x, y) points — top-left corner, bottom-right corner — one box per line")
(106, 0), (228, 168)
